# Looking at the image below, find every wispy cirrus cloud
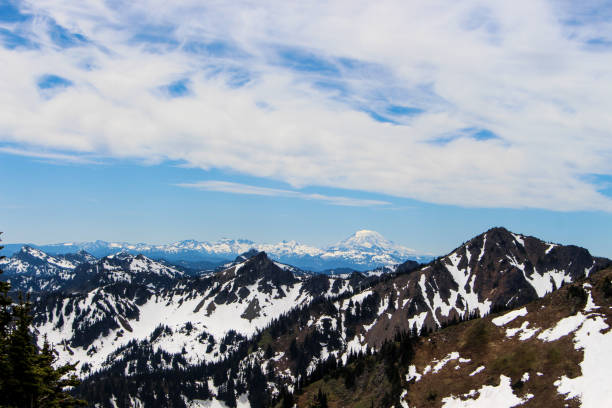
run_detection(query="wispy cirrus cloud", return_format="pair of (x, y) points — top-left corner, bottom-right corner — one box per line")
(0, 0), (612, 212)
(177, 181), (391, 207)
(0, 146), (99, 164)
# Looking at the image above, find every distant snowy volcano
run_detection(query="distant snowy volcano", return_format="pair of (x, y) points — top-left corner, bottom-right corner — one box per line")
(331, 229), (415, 254)
(322, 230), (419, 267)
(2, 230), (430, 271)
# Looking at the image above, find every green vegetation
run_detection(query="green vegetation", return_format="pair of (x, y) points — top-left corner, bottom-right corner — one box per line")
(602, 277), (612, 298)
(309, 388), (328, 408)
(567, 285), (588, 312)
(491, 344), (536, 379)
(0, 233), (85, 407)
(293, 268), (612, 408)
(287, 331), (416, 408)
(462, 319), (490, 354)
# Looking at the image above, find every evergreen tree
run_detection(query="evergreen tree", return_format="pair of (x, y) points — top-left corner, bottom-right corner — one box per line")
(310, 388), (328, 408)
(0, 233), (85, 407)
(246, 363), (267, 408)
(264, 344), (274, 359)
(0, 235), (12, 398)
(280, 390), (294, 408)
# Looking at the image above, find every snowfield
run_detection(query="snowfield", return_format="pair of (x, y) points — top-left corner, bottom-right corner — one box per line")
(441, 375), (533, 408)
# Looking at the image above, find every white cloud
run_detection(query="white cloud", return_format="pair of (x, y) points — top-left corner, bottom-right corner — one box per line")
(1, 0), (611, 211)
(0, 146), (98, 164)
(177, 180), (391, 207)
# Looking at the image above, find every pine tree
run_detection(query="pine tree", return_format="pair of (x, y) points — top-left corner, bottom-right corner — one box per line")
(310, 388), (328, 408)
(264, 343), (274, 359)
(0, 233), (86, 407)
(281, 390), (294, 408)
(0, 234), (12, 399)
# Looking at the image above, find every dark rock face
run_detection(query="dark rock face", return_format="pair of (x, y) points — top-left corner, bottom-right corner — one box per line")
(457, 227), (603, 304)
(356, 227), (611, 345)
(233, 249), (260, 263)
(301, 273), (331, 297)
(60, 250), (97, 265)
(240, 298), (262, 321)
(213, 252), (299, 303)
(395, 259), (420, 274)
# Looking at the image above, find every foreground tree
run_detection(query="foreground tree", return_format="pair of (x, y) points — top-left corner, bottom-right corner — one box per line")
(0, 233), (85, 407)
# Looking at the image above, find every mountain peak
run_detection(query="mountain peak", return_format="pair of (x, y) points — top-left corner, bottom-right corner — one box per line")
(332, 230), (399, 251)
(354, 229), (385, 239)
(17, 245), (48, 260)
(233, 248), (262, 263)
(337, 230), (388, 247)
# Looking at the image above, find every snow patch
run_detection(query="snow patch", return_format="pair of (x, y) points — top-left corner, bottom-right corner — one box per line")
(538, 313), (587, 342)
(406, 365), (422, 382)
(492, 308), (527, 327)
(441, 375), (533, 407)
(469, 366), (485, 376)
(511, 233), (525, 247)
(505, 321), (540, 340)
(432, 352), (461, 373)
(584, 291), (599, 312)
(554, 315), (612, 405)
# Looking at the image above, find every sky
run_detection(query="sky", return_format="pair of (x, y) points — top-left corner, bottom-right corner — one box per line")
(1, 0), (611, 256)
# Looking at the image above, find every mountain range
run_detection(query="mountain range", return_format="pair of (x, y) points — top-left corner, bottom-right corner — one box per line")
(0, 230), (430, 272)
(292, 264), (612, 407)
(1, 227), (610, 407)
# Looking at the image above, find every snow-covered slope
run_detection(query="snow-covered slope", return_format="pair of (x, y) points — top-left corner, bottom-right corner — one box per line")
(201, 227), (610, 394)
(284, 266), (612, 408)
(0, 246), (94, 292)
(30, 251), (374, 375)
(5, 230), (429, 271)
(1, 245), (78, 274)
(399, 267), (612, 408)
(57, 227), (611, 408)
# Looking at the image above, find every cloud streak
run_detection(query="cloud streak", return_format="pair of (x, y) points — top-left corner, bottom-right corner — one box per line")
(0, 1), (611, 211)
(177, 181), (391, 207)
(0, 146), (99, 164)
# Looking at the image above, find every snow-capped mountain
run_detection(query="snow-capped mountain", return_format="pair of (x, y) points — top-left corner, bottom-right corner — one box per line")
(66, 252), (185, 291)
(323, 229), (417, 266)
(9, 227), (610, 407)
(0, 246), (94, 292)
(1, 245), (79, 274)
(221, 227), (609, 387)
(61, 227), (611, 407)
(3, 230), (429, 271)
(293, 266), (612, 407)
(331, 229), (403, 252)
(29, 250), (385, 376)
(20, 227), (608, 408)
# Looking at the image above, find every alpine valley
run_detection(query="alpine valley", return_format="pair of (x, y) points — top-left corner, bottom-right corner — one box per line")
(1, 227), (611, 407)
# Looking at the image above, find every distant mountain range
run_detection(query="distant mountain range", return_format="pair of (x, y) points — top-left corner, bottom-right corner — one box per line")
(1, 230), (431, 271)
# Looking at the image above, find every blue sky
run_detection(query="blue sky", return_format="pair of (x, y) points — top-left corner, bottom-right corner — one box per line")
(1, 0), (612, 256)
(2, 152), (611, 257)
